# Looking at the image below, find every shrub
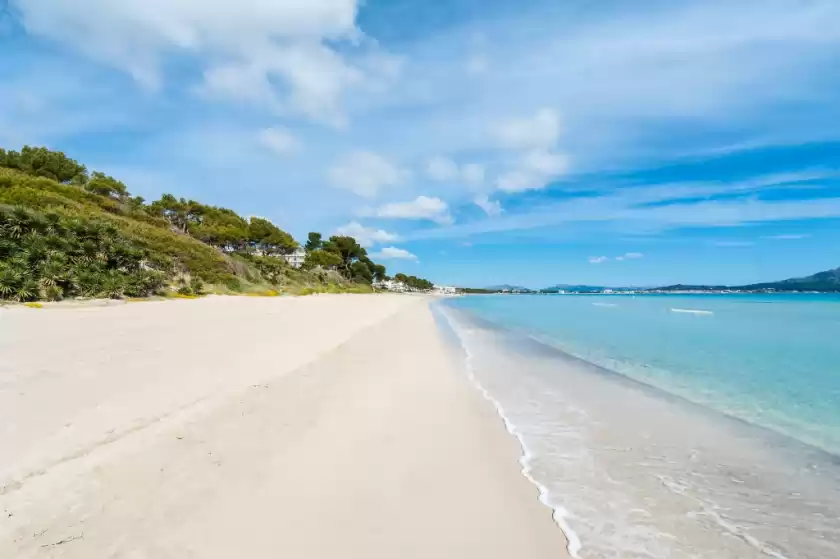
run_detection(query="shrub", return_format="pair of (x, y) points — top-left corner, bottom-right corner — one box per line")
(0, 206), (170, 301)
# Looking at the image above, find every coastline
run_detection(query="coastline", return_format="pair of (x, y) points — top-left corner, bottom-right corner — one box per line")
(434, 303), (582, 558)
(0, 294), (569, 558)
(439, 297), (840, 559)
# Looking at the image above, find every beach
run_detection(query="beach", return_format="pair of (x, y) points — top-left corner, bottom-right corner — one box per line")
(442, 295), (840, 559)
(0, 294), (568, 558)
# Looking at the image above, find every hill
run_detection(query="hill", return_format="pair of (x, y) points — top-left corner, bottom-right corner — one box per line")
(484, 284), (532, 292)
(653, 267), (840, 293)
(542, 284), (610, 293)
(739, 267), (840, 292)
(0, 146), (428, 302)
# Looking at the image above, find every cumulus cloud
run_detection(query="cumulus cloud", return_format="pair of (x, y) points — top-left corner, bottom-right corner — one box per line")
(494, 108), (570, 193)
(374, 195), (452, 224)
(12, 0), (388, 124)
(370, 246), (418, 260)
(589, 256), (608, 264)
(258, 127), (300, 155)
(328, 151), (407, 197)
(497, 150), (570, 192)
(615, 252), (644, 261)
(474, 194), (502, 217)
(334, 220), (398, 247)
(426, 156), (485, 188)
(426, 156), (459, 181)
(495, 108), (562, 151)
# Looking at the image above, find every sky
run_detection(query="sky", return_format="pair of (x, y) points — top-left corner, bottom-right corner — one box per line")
(2, 0), (840, 288)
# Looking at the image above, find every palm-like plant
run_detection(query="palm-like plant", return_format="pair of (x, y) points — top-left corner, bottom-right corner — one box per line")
(100, 271), (126, 299)
(43, 212), (63, 236)
(13, 278), (38, 302)
(42, 284), (64, 301)
(1, 206), (176, 302)
(0, 267), (19, 298)
(37, 259), (66, 288)
(3, 207), (30, 239)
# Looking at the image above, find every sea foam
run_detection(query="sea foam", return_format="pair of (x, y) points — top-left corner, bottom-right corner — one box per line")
(435, 306), (583, 558)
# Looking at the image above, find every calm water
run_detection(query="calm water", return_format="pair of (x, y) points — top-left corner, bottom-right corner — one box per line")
(437, 294), (840, 559)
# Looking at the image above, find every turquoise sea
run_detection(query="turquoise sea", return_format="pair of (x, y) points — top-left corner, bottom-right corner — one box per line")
(437, 294), (840, 559)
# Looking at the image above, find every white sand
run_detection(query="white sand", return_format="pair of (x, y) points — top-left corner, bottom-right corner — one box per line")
(0, 295), (569, 558)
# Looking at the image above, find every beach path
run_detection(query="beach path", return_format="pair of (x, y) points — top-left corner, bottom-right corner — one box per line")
(0, 295), (568, 558)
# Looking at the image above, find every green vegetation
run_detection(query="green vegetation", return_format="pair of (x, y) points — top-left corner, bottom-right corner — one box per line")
(393, 273), (434, 291)
(0, 206), (167, 301)
(1, 145), (435, 302)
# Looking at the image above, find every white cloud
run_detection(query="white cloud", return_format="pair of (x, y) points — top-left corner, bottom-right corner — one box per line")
(375, 195), (452, 224)
(328, 151), (407, 197)
(371, 246), (418, 260)
(334, 220), (398, 247)
(405, 168), (840, 243)
(426, 156), (485, 188)
(589, 256), (608, 264)
(497, 149), (571, 192)
(521, 150), (570, 176)
(12, 0), (386, 124)
(763, 234), (810, 240)
(474, 194), (502, 217)
(258, 127), (300, 155)
(493, 108), (570, 193)
(496, 171), (536, 193)
(426, 156), (459, 181)
(461, 163), (485, 187)
(495, 108), (562, 151)
(623, 252), (644, 259)
(202, 42), (365, 126)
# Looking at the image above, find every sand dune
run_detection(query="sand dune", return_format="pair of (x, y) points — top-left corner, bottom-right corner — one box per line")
(0, 295), (568, 558)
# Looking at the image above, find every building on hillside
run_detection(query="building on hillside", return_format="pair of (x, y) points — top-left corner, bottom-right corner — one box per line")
(373, 279), (407, 292)
(434, 285), (457, 295)
(283, 248), (307, 269)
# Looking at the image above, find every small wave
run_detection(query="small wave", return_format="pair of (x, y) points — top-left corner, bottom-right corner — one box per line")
(658, 475), (789, 559)
(592, 302), (618, 308)
(670, 308), (713, 315)
(437, 307), (583, 558)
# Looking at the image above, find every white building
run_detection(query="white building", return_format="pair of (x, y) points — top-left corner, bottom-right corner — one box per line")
(434, 285), (457, 295)
(284, 248), (307, 269)
(373, 279), (407, 292)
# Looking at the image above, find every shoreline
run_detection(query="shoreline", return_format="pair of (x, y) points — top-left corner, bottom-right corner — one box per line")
(439, 298), (840, 558)
(1, 294), (569, 557)
(434, 303), (581, 558)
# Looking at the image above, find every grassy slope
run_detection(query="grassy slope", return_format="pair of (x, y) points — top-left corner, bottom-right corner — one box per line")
(0, 168), (369, 297)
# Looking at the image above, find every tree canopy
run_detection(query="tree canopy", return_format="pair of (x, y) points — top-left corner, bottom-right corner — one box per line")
(0, 146), (88, 184)
(305, 232), (322, 252)
(303, 249), (342, 270)
(85, 172), (128, 199)
(248, 217), (298, 255)
(392, 273), (433, 290)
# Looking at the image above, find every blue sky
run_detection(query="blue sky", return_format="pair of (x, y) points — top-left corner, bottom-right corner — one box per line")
(2, 0), (840, 288)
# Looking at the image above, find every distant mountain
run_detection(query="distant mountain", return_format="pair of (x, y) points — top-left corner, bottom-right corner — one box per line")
(484, 284), (532, 292)
(739, 266), (840, 291)
(542, 284), (606, 293)
(541, 284), (642, 293)
(654, 266), (840, 293)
